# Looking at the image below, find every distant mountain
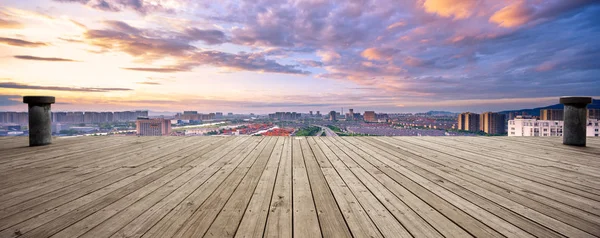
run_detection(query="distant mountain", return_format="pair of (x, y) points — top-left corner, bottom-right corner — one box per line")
(425, 110), (456, 115)
(499, 99), (600, 116)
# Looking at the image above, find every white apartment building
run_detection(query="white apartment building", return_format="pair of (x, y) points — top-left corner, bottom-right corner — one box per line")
(588, 119), (600, 137)
(508, 118), (599, 137)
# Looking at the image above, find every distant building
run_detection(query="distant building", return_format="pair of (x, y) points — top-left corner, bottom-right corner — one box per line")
(589, 109), (600, 120)
(183, 111), (198, 115)
(268, 112), (301, 120)
(364, 111), (376, 122)
(588, 119), (600, 137)
(508, 117), (563, 136)
(480, 112), (506, 135)
(136, 118), (172, 136)
(114, 111), (148, 122)
(316, 111), (321, 117)
(309, 111), (313, 116)
(215, 112), (223, 119)
(376, 113), (389, 122)
(348, 109), (354, 121)
(508, 112), (515, 120)
(329, 111), (337, 121)
(457, 112), (480, 132)
(540, 109), (563, 121)
(0, 112), (28, 125)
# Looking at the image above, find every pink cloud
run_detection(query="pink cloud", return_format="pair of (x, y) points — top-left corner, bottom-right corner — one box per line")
(360, 48), (399, 61)
(535, 61), (557, 72)
(489, 1), (534, 28)
(422, 0), (479, 19)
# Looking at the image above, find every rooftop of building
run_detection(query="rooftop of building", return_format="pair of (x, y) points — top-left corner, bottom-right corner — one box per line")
(0, 136), (599, 237)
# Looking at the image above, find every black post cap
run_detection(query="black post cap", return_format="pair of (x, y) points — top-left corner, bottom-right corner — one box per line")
(559, 96), (592, 105)
(23, 96), (56, 104)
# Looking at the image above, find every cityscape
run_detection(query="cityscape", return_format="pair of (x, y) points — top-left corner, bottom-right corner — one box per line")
(1, 0), (600, 238)
(2, 100), (599, 137)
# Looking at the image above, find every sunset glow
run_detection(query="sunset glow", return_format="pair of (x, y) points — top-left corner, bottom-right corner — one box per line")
(1, 0), (599, 113)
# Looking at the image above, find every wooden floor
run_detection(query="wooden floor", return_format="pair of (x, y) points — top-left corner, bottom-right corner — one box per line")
(0, 136), (599, 238)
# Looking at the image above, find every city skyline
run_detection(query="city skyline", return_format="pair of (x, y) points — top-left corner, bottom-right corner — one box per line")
(1, 0), (599, 113)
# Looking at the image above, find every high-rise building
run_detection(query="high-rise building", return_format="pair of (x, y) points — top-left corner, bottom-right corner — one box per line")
(215, 112), (223, 119)
(480, 112), (506, 135)
(329, 111), (337, 121)
(508, 112), (515, 120)
(589, 109), (600, 120)
(183, 111), (198, 115)
(0, 112), (28, 125)
(348, 109), (354, 121)
(541, 109), (563, 121)
(458, 112), (480, 132)
(364, 111), (376, 122)
(136, 118), (172, 136)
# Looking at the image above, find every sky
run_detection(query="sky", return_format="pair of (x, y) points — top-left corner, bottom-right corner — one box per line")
(0, 0), (599, 114)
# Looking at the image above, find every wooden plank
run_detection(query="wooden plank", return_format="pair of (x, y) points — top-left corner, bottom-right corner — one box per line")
(391, 137), (600, 219)
(264, 137), (293, 238)
(218, 137), (284, 237)
(364, 137), (581, 238)
(316, 137), (413, 238)
(374, 137), (600, 236)
(422, 137), (600, 196)
(336, 137), (471, 238)
(0, 137), (191, 206)
(0, 137), (203, 216)
(306, 137), (383, 238)
(72, 137), (256, 238)
(11, 137), (238, 238)
(0, 137), (230, 235)
(299, 138), (351, 238)
(343, 138), (504, 237)
(172, 137), (277, 237)
(289, 138), (321, 238)
(139, 137), (272, 238)
(0, 136), (158, 183)
(327, 137), (445, 238)
(110, 137), (263, 238)
(366, 137), (534, 237)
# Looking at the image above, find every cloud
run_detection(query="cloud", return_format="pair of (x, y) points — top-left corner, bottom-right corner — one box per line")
(136, 81), (161, 85)
(489, 1), (535, 28)
(298, 60), (324, 67)
(0, 37), (47, 47)
(186, 51), (311, 75)
(0, 95), (22, 107)
(84, 22), (195, 59)
(386, 21), (406, 30)
(0, 18), (22, 28)
(489, 0), (599, 28)
(53, 0), (182, 14)
(122, 67), (187, 73)
(422, 0), (478, 19)
(183, 28), (227, 45)
(0, 82), (132, 92)
(14, 55), (79, 62)
(360, 48), (400, 61)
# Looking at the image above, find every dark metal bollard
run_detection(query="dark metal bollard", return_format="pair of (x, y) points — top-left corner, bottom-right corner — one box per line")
(23, 96), (55, 146)
(560, 96), (592, 146)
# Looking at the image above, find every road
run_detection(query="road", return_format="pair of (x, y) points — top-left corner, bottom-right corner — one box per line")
(317, 125), (339, 137)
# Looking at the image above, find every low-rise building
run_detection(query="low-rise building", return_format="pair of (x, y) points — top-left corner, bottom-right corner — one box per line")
(588, 119), (600, 137)
(508, 117), (599, 137)
(136, 118), (172, 136)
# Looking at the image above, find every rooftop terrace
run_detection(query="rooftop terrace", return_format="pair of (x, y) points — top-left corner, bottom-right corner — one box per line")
(0, 136), (599, 238)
